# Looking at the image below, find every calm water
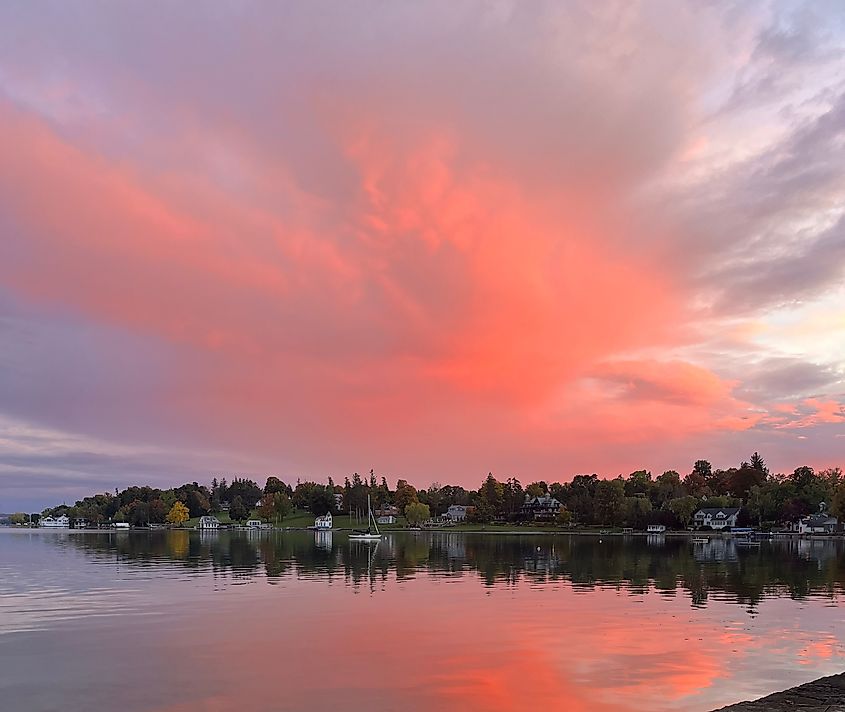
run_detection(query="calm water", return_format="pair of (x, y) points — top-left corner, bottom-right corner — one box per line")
(1, 530), (844, 712)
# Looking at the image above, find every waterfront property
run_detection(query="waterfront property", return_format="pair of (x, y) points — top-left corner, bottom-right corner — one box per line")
(315, 512), (332, 530)
(693, 507), (740, 530)
(521, 493), (562, 520)
(377, 514), (396, 525)
(39, 515), (70, 528)
(445, 504), (470, 522)
(794, 513), (839, 534)
(198, 515), (220, 530)
(647, 524), (666, 533)
(246, 519), (262, 529)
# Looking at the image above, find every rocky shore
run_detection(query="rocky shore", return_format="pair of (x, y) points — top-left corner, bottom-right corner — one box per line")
(713, 672), (845, 711)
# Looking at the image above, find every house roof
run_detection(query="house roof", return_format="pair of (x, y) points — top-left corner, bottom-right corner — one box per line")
(524, 494), (561, 506)
(801, 514), (838, 526)
(694, 507), (740, 517)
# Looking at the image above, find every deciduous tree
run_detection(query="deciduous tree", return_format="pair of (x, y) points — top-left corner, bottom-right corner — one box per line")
(166, 501), (190, 526)
(404, 501), (430, 526)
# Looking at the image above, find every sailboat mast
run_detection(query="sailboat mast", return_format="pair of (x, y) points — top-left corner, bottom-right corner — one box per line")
(368, 493), (380, 535)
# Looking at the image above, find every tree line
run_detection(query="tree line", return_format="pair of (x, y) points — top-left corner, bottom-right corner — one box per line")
(24, 453), (845, 530)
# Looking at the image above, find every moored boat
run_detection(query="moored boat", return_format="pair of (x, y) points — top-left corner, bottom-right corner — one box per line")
(349, 495), (382, 541)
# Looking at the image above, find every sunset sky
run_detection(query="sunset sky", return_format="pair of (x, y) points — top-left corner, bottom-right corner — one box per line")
(1, 1), (844, 509)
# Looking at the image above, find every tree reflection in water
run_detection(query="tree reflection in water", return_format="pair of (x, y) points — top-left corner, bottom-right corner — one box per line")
(61, 530), (845, 611)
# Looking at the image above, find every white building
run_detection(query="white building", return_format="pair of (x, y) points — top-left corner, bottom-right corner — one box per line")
(246, 519), (262, 529)
(795, 514), (838, 534)
(446, 505), (469, 522)
(693, 508), (740, 530)
(646, 524), (666, 533)
(315, 512), (332, 530)
(377, 514), (396, 525)
(40, 515), (70, 528)
(198, 515), (220, 530)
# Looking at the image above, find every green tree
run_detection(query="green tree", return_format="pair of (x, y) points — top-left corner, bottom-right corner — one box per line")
(166, 501), (190, 526)
(625, 470), (652, 498)
(666, 496), (698, 527)
(831, 482), (845, 521)
(684, 460), (712, 498)
(479, 473), (504, 519)
(594, 478), (625, 526)
(394, 480), (418, 514)
(750, 451), (768, 474)
(264, 477), (288, 495)
(10, 512), (27, 525)
(404, 501), (430, 526)
(729, 464), (766, 500)
(258, 491), (291, 524)
(654, 470), (684, 507)
(525, 482), (545, 498)
(229, 496), (248, 522)
(555, 506), (573, 527)
(623, 496), (652, 529)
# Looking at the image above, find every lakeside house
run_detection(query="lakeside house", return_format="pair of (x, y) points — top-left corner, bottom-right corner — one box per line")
(445, 505), (470, 522)
(40, 515), (70, 528)
(794, 514), (839, 534)
(375, 505), (399, 518)
(522, 494), (562, 521)
(377, 514), (396, 525)
(198, 515), (220, 530)
(647, 524), (666, 533)
(693, 507), (740, 530)
(315, 512), (332, 530)
(246, 519), (262, 529)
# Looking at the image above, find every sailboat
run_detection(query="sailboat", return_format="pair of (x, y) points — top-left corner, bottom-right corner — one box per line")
(348, 494), (382, 541)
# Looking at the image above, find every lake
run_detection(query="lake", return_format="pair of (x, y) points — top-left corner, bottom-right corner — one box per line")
(1, 530), (844, 711)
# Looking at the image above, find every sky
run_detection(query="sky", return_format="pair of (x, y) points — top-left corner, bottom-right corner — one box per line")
(0, 0), (844, 510)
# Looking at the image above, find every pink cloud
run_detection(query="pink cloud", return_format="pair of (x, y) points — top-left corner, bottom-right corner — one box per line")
(0, 1), (842, 492)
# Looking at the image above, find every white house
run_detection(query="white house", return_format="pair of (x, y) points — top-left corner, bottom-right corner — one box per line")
(647, 524), (666, 533)
(377, 514), (396, 525)
(198, 515), (220, 530)
(246, 519), (262, 529)
(446, 505), (469, 522)
(315, 512), (332, 530)
(693, 507), (740, 530)
(40, 515), (70, 528)
(795, 514), (838, 534)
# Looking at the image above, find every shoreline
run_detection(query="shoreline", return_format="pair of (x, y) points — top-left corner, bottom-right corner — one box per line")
(712, 671), (845, 710)
(3, 525), (841, 540)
